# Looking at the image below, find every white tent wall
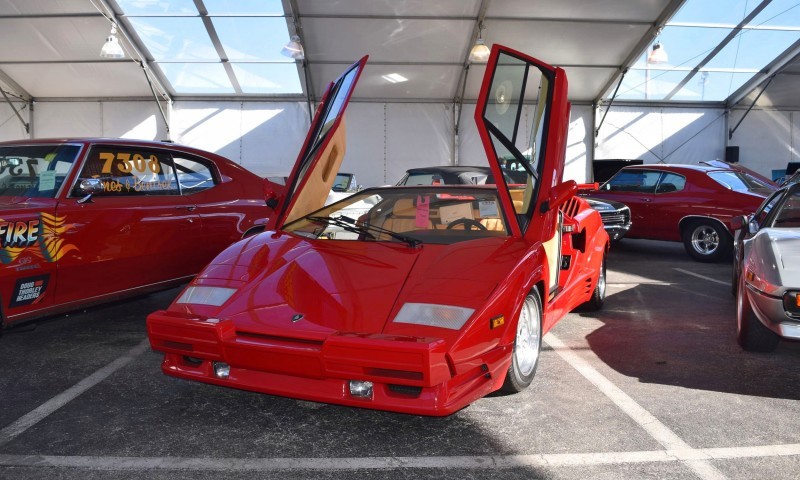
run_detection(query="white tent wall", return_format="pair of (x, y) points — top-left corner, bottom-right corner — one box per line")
(0, 101), (29, 139)
(11, 99), (592, 185)
(728, 108), (800, 180)
(594, 105), (726, 168)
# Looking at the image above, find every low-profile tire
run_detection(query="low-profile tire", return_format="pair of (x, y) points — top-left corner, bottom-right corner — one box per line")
(682, 220), (731, 262)
(580, 253), (607, 311)
(736, 276), (780, 352)
(502, 289), (543, 393)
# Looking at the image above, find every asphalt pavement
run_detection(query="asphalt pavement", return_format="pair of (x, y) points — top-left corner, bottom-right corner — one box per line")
(0, 238), (798, 479)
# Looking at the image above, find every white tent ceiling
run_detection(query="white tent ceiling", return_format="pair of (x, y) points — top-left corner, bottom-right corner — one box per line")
(0, 0), (798, 108)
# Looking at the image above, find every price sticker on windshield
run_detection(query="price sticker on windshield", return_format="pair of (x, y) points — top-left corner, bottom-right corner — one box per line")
(415, 195), (430, 228)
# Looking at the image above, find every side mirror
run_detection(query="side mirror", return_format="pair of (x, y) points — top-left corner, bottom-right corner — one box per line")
(263, 178), (281, 209)
(542, 180), (578, 212)
(747, 218), (759, 235)
(76, 178), (104, 195)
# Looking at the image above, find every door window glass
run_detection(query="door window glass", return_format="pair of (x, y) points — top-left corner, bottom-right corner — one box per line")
(174, 156), (216, 194)
(76, 147), (179, 196)
(655, 173), (686, 194)
(604, 170), (661, 193)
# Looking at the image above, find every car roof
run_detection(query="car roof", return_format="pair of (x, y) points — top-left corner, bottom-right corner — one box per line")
(619, 164), (728, 174)
(405, 165), (492, 174)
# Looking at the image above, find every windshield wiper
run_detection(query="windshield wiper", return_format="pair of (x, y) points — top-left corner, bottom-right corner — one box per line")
(306, 215), (422, 248)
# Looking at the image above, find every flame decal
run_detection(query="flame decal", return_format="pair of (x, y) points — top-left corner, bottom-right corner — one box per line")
(37, 212), (78, 262)
(0, 246), (26, 264)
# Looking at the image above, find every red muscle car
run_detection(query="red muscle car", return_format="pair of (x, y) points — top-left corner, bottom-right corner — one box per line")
(0, 139), (267, 331)
(146, 46), (609, 416)
(589, 164), (775, 262)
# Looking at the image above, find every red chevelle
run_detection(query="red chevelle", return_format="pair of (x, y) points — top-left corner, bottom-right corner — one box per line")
(589, 163), (775, 262)
(146, 46), (610, 416)
(0, 138), (267, 331)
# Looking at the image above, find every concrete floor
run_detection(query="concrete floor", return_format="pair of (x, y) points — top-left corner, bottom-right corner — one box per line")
(0, 239), (799, 479)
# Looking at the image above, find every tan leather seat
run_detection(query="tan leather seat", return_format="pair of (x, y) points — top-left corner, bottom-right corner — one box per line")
(380, 198), (432, 239)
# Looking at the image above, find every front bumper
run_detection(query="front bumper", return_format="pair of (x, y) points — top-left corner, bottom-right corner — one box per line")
(598, 211), (631, 241)
(745, 285), (800, 340)
(146, 310), (510, 416)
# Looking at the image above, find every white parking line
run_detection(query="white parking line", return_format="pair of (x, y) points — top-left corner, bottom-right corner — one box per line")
(1, 444), (799, 471)
(545, 333), (727, 480)
(0, 339), (149, 448)
(674, 268), (729, 286)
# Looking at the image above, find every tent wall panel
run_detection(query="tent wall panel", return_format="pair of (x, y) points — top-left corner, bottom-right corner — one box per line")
(384, 103), (453, 185)
(728, 109), (796, 178)
(35, 102), (102, 138)
(0, 102), (29, 139)
(341, 103), (386, 187)
(595, 106), (725, 167)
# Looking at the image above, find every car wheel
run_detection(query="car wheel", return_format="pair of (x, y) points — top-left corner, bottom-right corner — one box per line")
(736, 275), (780, 352)
(682, 221), (731, 262)
(580, 253), (607, 311)
(502, 289), (543, 393)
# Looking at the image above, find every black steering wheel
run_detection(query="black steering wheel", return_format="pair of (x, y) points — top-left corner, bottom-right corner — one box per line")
(446, 218), (487, 231)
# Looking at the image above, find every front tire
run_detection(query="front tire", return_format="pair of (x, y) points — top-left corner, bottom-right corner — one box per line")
(736, 276), (780, 352)
(580, 253), (607, 311)
(682, 221), (731, 262)
(502, 289), (543, 393)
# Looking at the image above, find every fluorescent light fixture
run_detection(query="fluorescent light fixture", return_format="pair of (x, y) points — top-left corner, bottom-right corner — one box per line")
(100, 24), (125, 59)
(382, 73), (408, 83)
(281, 34), (305, 60)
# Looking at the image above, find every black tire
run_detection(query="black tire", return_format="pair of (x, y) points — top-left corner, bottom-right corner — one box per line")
(502, 289), (543, 393)
(682, 220), (731, 262)
(736, 275), (780, 352)
(580, 253), (607, 311)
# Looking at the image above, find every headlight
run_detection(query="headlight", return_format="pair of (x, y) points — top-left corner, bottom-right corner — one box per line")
(392, 303), (475, 330)
(784, 291), (800, 316)
(176, 286), (237, 306)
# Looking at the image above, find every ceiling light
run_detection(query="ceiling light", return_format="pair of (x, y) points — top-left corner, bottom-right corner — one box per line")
(382, 73), (408, 83)
(281, 35), (305, 60)
(647, 41), (668, 64)
(100, 24), (124, 59)
(469, 23), (491, 63)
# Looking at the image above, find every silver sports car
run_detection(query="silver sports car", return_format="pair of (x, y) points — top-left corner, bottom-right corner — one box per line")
(732, 182), (800, 352)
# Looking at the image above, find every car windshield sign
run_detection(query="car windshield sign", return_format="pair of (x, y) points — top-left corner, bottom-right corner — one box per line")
(0, 144), (80, 199)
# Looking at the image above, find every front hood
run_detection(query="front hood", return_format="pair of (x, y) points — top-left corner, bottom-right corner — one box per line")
(197, 233), (513, 339)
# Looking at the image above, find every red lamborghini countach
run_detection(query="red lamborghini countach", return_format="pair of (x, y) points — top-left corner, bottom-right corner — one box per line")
(147, 45), (609, 416)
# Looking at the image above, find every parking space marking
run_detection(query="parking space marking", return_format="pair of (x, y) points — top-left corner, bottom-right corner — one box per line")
(545, 333), (727, 480)
(674, 268), (729, 286)
(0, 339), (149, 448)
(0, 444), (798, 472)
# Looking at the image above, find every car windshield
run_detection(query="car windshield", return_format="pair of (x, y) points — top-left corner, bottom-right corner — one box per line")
(707, 170), (773, 194)
(771, 185), (800, 229)
(283, 187), (509, 245)
(332, 173), (354, 192)
(0, 144), (80, 198)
